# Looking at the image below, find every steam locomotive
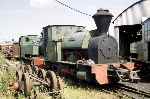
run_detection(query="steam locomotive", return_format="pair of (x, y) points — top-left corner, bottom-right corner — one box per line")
(40, 9), (119, 84)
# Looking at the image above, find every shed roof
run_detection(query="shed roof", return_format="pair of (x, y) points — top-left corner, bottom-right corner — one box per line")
(113, 0), (150, 26)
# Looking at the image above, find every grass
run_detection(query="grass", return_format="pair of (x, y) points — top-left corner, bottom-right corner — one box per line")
(0, 52), (16, 99)
(37, 84), (118, 99)
(37, 79), (130, 99)
(62, 83), (118, 99)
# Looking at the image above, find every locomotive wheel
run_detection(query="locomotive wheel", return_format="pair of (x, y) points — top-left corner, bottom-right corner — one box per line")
(45, 70), (58, 90)
(30, 65), (39, 74)
(24, 65), (32, 74)
(45, 70), (63, 99)
(57, 76), (63, 91)
(34, 66), (39, 74)
(37, 69), (46, 79)
(23, 73), (32, 97)
(35, 66), (39, 71)
(16, 70), (23, 82)
(55, 76), (63, 99)
(16, 64), (22, 71)
(16, 65), (22, 81)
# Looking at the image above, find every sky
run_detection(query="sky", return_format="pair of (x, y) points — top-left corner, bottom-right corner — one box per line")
(0, 0), (138, 42)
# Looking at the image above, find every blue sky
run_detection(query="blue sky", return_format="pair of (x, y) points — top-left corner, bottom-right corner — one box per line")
(0, 0), (138, 41)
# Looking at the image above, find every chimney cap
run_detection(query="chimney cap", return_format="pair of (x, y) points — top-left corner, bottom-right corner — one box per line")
(93, 8), (113, 17)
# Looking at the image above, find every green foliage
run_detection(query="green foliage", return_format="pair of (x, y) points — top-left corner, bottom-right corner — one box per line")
(0, 70), (15, 93)
(0, 53), (16, 98)
(61, 82), (117, 99)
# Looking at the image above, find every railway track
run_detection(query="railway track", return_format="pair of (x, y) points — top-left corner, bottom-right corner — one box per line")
(112, 83), (150, 99)
(98, 87), (126, 99)
(95, 83), (150, 99)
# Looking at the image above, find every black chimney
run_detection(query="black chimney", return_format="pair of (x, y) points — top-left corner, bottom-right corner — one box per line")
(93, 9), (113, 36)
